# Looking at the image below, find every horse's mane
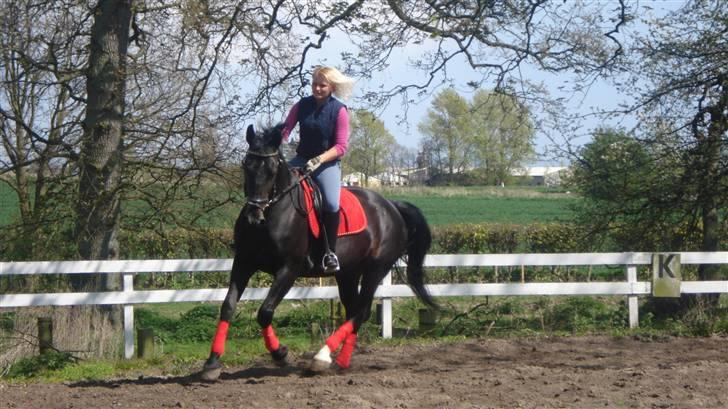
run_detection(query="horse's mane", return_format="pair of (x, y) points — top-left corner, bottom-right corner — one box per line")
(257, 123), (287, 160)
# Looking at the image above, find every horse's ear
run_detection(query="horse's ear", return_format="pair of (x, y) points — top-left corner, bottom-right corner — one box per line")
(246, 124), (256, 145)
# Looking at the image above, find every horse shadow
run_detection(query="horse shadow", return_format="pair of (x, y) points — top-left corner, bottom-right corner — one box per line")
(67, 364), (308, 389)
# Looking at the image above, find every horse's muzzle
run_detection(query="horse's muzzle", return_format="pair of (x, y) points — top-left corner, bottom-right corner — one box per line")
(244, 203), (266, 225)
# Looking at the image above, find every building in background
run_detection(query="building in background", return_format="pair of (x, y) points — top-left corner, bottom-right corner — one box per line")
(511, 166), (569, 186)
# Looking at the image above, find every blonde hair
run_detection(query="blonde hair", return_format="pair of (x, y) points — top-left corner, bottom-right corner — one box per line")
(313, 66), (355, 101)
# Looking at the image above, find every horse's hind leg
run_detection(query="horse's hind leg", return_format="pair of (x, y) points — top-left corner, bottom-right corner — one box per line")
(256, 266), (297, 366)
(311, 270), (382, 372)
(333, 273), (364, 369)
(310, 273), (360, 371)
(201, 257), (253, 381)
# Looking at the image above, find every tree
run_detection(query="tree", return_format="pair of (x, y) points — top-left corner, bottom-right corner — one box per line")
(0, 1), (85, 260)
(621, 1), (727, 269)
(385, 144), (418, 180)
(568, 128), (690, 251)
(75, 0), (132, 271)
(1, 1), (251, 262)
(572, 0), (728, 309)
(418, 88), (535, 184)
(346, 109), (396, 186)
(471, 90), (535, 185)
(418, 89), (475, 177)
(338, 1), (627, 116)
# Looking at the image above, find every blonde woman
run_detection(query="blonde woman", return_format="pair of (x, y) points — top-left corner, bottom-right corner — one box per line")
(281, 66), (355, 273)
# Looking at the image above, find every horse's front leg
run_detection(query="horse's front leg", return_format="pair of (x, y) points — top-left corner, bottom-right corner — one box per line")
(201, 257), (253, 381)
(257, 266), (297, 366)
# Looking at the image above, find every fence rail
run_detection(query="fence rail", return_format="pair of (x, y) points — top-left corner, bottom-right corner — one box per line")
(2, 252), (728, 359)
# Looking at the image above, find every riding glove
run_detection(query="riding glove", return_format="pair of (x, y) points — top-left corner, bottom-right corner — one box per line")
(305, 155), (323, 173)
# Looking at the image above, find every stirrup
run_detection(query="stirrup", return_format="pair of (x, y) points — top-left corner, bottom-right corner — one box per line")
(322, 252), (340, 273)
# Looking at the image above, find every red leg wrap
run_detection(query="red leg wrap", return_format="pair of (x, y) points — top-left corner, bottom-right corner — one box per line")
(326, 320), (354, 352)
(335, 332), (357, 369)
(211, 320), (230, 355)
(261, 325), (280, 352)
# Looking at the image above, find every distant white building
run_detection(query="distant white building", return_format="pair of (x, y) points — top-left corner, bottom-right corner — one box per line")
(373, 171), (407, 186)
(342, 172), (381, 187)
(511, 166), (569, 186)
(344, 167), (429, 187)
(398, 167), (428, 185)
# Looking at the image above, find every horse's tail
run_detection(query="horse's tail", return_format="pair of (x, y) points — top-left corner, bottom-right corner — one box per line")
(392, 200), (439, 310)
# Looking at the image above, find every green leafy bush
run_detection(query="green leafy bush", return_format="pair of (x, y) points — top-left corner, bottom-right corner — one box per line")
(543, 297), (619, 333)
(134, 308), (178, 334)
(273, 303), (331, 331)
(171, 305), (221, 342)
(7, 350), (75, 378)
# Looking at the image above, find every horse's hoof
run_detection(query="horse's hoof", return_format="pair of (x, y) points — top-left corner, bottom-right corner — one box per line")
(201, 352), (222, 381)
(309, 357), (331, 373)
(200, 366), (221, 382)
(271, 345), (289, 367)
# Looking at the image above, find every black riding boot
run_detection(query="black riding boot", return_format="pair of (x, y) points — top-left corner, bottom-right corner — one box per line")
(322, 210), (340, 273)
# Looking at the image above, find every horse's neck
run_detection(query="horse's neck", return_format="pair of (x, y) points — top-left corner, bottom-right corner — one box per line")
(275, 157), (294, 191)
(265, 160), (301, 229)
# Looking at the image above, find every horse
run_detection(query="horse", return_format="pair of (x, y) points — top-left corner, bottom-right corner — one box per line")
(200, 123), (437, 380)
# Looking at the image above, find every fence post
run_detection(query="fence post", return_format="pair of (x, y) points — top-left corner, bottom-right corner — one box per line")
(418, 308), (438, 332)
(37, 317), (53, 355)
(137, 328), (154, 358)
(381, 270), (392, 339)
(123, 273), (135, 359)
(626, 265), (639, 328)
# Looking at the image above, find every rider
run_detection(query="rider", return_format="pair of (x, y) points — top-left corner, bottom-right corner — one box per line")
(281, 66), (355, 273)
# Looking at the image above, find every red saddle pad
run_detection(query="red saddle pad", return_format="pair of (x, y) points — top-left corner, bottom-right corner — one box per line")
(301, 180), (367, 238)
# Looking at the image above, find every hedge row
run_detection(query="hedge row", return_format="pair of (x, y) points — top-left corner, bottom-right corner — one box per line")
(120, 228), (235, 259)
(431, 223), (596, 254)
(10, 220), (717, 261)
(117, 222), (592, 259)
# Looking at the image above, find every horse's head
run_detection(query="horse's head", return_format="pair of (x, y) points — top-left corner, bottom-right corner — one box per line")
(242, 123), (285, 225)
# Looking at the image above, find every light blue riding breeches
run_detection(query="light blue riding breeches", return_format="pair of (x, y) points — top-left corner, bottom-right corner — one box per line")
(289, 156), (341, 212)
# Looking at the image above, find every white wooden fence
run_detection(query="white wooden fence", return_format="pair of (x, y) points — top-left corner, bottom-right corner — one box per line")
(2, 252), (728, 359)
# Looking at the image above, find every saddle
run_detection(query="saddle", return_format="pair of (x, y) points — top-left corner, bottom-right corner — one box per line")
(301, 179), (367, 238)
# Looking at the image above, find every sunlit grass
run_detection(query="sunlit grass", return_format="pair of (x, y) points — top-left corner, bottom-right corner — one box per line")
(1, 183), (578, 229)
(386, 195), (577, 225)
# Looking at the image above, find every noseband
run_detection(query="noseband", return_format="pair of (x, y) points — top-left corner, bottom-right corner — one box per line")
(244, 149), (308, 214)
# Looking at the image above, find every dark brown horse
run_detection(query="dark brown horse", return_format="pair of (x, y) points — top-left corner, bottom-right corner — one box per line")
(201, 124), (436, 380)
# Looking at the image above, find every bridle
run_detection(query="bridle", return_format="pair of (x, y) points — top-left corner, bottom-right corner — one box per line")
(244, 149), (309, 214)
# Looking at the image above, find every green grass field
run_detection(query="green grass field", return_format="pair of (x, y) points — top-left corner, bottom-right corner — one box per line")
(1, 183), (577, 228)
(377, 185), (576, 225)
(384, 194), (576, 225)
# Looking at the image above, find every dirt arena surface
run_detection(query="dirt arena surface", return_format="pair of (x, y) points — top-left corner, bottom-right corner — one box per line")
(1, 335), (726, 409)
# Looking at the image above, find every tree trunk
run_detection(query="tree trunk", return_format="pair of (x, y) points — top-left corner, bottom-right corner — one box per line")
(74, 0), (132, 295)
(14, 124), (34, 257)
(686, 87), (727, 311)
(698, 90), (727, 276)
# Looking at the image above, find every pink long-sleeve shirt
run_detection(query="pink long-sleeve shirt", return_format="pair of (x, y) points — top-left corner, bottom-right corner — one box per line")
(281, 101), (349, 157)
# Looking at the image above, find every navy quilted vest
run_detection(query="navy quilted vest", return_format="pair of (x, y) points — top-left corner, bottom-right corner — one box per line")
(296, 95), (345, 159)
